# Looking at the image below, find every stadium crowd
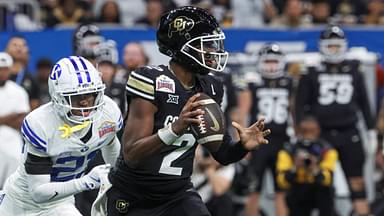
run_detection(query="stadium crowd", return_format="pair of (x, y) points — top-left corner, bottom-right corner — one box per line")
(0, 1), (384, 216)
(2, 0), (384, 31)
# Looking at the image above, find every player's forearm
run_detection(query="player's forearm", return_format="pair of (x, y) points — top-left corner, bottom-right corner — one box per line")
(123, 134), (164, 168)
(210, 134), (248, 165)
(28, 175), (87, 203)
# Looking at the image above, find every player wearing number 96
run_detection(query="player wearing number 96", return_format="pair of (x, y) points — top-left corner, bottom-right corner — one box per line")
(238, 43), (293, 216)
(295, 25), (376, 216)
(100, 6), (270, 216)
(0, 56), (123, 216)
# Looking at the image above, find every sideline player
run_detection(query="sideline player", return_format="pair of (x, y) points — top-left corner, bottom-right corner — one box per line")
(295, 25), (376, 216)
(0, 56), (122, 215)
(241, 43), (292, 216)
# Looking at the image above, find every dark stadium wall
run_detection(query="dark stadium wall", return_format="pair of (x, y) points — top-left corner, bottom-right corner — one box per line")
(0, 27), (384, 73)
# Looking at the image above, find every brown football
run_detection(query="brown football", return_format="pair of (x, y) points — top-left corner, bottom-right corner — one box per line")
(190, 93), (225, 150)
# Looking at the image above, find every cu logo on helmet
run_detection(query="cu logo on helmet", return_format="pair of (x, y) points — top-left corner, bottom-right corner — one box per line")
(168, 16), (194, 38)
(50, 64), (62, 80)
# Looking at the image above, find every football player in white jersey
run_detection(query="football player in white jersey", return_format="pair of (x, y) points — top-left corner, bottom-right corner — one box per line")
(0, 56), (122, 216)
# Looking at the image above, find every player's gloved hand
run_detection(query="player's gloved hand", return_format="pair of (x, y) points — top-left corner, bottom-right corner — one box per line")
(172, 93), (205, 135)
(77, 164), (111, 191)
(367, 129), (378, 155)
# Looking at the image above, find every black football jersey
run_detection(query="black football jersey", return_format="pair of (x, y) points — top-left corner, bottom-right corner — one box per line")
(109, 65), (224, 203)
(248, 76), (293, 136)
(210, 71), (238, 129)
(295, 60), (375, 129)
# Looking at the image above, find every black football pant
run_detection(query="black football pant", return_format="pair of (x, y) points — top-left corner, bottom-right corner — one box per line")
(286, 184), (335, 216)
(106, 187), (211, 216)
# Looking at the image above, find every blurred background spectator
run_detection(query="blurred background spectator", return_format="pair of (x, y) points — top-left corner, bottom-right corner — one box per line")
(35, 58), (53, 105)
(134, 0), (164, 27)
(44, 0), (91, 27)
(361, 0), (384, 25)
(0, 52), (30, 189)
(117, 42), (149, 82)
(310, 0), (331, 25)
(5, 35), (40, 110)
(270, 0), (312, 28)
(96, 0), (121, 25)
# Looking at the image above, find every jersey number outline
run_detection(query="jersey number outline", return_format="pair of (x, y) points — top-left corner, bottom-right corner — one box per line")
(159, 133), (195, 176)
(318, 80), (353, 105)
(51, 149), (98, 182)
(258, 95), (289, 124)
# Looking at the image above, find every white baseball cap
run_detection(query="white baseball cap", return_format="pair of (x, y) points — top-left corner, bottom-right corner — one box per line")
(0, 52), (13, 68)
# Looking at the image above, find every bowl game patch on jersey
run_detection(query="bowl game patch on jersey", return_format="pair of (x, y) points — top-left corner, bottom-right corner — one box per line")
(156, 75), (175, 93)
(98, 121), (116, 138)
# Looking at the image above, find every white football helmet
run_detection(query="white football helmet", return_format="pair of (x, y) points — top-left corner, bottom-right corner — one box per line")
(48, 56), (106, 124)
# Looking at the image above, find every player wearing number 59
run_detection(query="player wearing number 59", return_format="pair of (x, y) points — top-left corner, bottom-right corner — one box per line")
(295, 25), (376, 216)
(0, 56), (123, 216)
(101, 6), (270, 216)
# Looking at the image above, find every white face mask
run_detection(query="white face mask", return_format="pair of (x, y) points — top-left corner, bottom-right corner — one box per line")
(181, 33), (229, 72)
(319, 38), (348, 64)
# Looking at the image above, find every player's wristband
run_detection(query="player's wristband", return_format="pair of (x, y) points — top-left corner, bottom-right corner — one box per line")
(158, 124), (179, 145)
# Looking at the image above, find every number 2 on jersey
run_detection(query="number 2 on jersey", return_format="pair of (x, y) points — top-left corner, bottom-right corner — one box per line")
(159, 134), (195, 176)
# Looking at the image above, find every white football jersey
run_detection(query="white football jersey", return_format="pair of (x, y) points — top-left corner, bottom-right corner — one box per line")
(3, 95), (123, 210)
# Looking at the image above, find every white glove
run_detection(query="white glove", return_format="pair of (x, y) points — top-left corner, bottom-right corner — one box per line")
(77, 164), (111, 191)
(367, 130), (378, 155)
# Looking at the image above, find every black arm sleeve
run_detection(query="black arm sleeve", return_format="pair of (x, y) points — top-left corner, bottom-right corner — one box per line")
(356, 71), (375, 129)
(25, 153), (53, 175)
(210, 132), (248, 165)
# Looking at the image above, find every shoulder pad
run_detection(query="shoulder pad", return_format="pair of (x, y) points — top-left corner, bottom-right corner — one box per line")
(103, 96), (124, 131)
(126, 66), (157, 101)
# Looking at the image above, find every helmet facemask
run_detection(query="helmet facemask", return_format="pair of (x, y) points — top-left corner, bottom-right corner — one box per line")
(52, 83), (106, 124)
(77, 35), (104, 58)
(258, 53), (285, 79)
(181, 32), (228, 73)
(49, 56), (107, 125)
(319, 38), (347, 64)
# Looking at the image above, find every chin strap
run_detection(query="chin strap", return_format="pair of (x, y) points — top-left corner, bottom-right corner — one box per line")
(59, 121), (90, 138)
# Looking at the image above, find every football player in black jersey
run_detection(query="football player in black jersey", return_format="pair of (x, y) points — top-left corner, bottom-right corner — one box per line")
(240, 44), (292, 216)
(100, 6), (270, 216)
(295, 25), (377, 216)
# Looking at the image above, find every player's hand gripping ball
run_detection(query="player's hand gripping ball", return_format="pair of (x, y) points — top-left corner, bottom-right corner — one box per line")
(190, 93), (225, 149)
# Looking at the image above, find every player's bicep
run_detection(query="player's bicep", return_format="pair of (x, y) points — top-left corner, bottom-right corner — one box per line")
(123, 97), (157, 146)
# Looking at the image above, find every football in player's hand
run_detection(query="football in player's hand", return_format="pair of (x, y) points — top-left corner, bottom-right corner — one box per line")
(190, 93), (225, 150)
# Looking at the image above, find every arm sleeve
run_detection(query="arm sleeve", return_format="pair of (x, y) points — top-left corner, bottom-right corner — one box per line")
(101, 137), (121, 167)
(27, 173), (86, 203)
(210, 131), (248, 165)
(356, 71), (376, 129)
